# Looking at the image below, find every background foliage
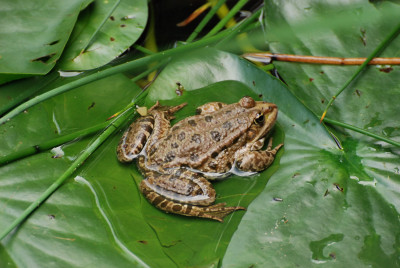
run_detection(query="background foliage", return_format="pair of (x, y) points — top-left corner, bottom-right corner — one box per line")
(0, 0), (399, 267)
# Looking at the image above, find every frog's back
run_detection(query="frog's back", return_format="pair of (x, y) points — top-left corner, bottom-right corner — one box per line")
(147, 104), (253, 171)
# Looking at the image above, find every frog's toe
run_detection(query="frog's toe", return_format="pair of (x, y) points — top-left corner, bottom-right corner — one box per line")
(194, 203), (246, 222)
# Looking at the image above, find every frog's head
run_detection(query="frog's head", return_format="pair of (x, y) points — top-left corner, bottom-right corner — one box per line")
(239, 96), (278, 143)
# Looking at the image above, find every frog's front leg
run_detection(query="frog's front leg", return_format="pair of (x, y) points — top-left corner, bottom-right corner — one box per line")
(236, 138), (283, 172)
(117, 102), (186, 163)
(138, 158), (245, 222)
(117, 115), (155, 163)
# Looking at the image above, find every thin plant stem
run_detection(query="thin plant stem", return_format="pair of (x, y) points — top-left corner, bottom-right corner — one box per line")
(0, 72), (59, 116)
(82, 0), (121, 53)
(203, 0), (249, 38)
(186, 0), (227, 43)
(0, 92), (147, 241)
(0, 61), (165, 166)
(215, 8), (262, 48)
(0, 121), (109, 166)
(320, 21), (400, 122)
(133, 44), (156, 55)
(0, 29), (234, 125)
(324, 118), (400, 147)
(243, 53), (400, 65)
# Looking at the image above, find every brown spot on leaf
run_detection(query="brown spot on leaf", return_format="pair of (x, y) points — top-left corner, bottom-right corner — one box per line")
(31, 53), (56, 64)
(379, 67), (393, 73)
(47, 40), (59, 46)
(292, 172), (300, 178)
(334, 183), (344, 192)
(88, 102), (95, 110)
(324, 189), (329, 197)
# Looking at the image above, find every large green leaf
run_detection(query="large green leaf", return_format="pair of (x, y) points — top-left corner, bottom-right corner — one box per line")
(58, 0), (148, 70)
(221, 1), (400, 267)
(0, 0), (92, 84)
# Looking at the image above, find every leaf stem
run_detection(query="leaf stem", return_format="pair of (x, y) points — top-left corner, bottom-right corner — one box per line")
(320, 21), (400, 122)
(324, 118), (400, 147)
(203, 0), (249, 38)
(0, 92), (146, 241)
(186, 0), (227, 43)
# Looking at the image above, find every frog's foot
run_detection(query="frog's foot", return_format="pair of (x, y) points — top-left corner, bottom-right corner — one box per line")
(189, 203), (246, 223)
(149, 101), (187, 117)
(236, 138), (284, 172)
(140, 182), (245, 222)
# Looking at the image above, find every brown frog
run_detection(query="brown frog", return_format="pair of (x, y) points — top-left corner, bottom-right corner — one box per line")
(117, 96), (283, 222)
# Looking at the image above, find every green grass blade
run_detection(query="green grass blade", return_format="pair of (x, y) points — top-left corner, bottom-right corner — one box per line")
(321, 21), (400, 121)
(186, 0), (227, 43)
(324, 117), (400, 147)
(203, 0), (249, 38)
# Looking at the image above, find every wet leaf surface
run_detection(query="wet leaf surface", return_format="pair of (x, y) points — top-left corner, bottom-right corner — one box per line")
(222, 1), (400, 267)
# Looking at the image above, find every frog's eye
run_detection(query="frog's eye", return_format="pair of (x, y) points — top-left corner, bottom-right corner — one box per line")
(254, 114), (265, 125)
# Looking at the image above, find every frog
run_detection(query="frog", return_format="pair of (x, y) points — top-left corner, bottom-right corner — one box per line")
(117, 96), (283, 222)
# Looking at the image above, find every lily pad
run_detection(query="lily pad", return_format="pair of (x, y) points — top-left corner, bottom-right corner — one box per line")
(0, 0), (93, 84)
(57, 0), (148, 71)
(222, 1), (400, 266)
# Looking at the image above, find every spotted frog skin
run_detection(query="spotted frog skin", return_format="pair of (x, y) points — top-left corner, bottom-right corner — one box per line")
(117, 96), (283, 222)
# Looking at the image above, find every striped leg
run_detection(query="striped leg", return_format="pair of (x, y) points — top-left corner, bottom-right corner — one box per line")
(140, 181), (245, 222)
(117, 116), (155, 163)
(138, 157), (245, 222)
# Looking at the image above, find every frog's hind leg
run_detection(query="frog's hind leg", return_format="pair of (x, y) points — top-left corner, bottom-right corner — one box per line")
(138, 158), (245, 222)
(140, 181), (245, 222)
(117, 115), (155, 163)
